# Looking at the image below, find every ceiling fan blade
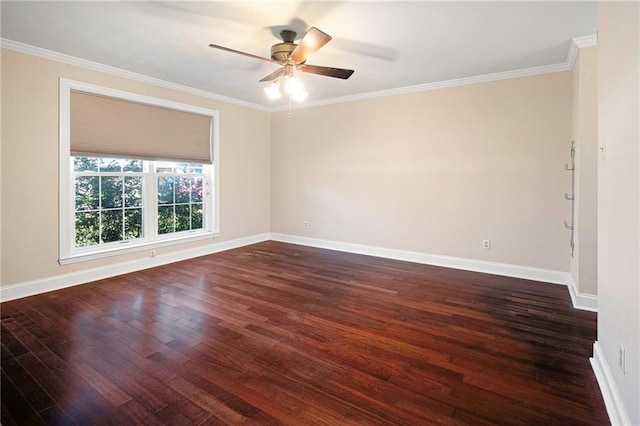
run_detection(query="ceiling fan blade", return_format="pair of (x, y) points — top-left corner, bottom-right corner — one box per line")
(259, 68), (285, 82)
(299, 64), (354, 79)
(208, 43), (278, 64)
(288, 27), (332, 63)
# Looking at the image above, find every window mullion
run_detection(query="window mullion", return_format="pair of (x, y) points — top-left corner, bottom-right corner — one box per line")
(172, 177), (177, 233)
(98, 174), (103, 244)
(144, 161), (155, 243)
(121, 174), (126, 241)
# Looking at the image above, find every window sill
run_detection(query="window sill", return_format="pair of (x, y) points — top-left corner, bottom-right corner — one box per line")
(58, 231), (220, 265)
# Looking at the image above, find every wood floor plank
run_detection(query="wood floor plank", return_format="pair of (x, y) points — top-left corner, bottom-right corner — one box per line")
(1, 241), (608, 425)
(1, 370), (45, 425)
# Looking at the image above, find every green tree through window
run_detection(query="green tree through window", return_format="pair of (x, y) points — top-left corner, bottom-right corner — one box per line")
(74, 158), (143, 247)
(72, 157), (208, 250)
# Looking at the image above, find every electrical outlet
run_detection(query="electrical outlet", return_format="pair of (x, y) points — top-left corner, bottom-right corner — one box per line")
(482, 240), (491, 250)
(150, 249), (157, 258)
(619, 343), (626, 374)
(303, 221), (309, 229)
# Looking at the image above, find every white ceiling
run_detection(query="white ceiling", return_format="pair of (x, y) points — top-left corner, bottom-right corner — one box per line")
(1, 1), (597, 108)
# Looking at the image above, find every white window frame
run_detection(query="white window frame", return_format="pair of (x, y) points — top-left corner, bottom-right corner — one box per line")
(59, 79), (220, 265)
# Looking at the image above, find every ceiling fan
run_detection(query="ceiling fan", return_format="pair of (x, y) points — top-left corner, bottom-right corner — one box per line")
(208, 27), (354, 101)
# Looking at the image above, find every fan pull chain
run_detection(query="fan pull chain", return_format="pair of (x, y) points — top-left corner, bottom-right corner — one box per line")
(288, 95), (292, 119)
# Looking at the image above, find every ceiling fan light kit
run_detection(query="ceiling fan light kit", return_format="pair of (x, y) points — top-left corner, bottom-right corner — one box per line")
(209, 27), (354, 103)
(263, 64), (308, 101)
(264, 81), (282, 100)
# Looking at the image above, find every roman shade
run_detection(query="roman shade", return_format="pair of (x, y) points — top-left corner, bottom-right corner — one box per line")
(70, 91), (212, 164)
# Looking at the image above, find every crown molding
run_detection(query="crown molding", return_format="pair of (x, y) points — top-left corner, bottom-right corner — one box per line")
(274, 34), (599, 112)
(272, 62), (571, 112)
(3, 34), (597, 113)
(567, 34), (598, 70)
(572, 34), (598, 48)
(0, 38), (270, 112)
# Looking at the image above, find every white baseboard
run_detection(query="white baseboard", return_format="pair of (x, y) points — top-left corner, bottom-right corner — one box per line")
(0, 233), (270, 303)
(1, 232), (599, 315)
(270, 233), (571, 286)
(567, 275), (598, 312)
(591, 341), (632, 425)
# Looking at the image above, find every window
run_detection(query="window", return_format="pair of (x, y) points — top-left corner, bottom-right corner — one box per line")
(60, 80), (219, 264)
(72, 157), (211, 251)
(74, 157), (144, 247)
(155, 162), (206, 235)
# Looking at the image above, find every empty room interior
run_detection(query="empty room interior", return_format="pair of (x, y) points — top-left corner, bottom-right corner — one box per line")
(1, 1), (639, 425)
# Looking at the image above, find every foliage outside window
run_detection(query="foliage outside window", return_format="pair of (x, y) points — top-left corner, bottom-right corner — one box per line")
(74, 157), (144, 247)
(71, 156), (211, 253)
(155, 162), (205, 235)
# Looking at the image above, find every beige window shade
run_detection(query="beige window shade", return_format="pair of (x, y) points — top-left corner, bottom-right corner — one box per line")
(70, 91), (212, 164)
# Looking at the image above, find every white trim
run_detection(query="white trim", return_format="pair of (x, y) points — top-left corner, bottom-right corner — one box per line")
(1, 38), (269, 112)
(276, 34), (598, 111)
(60, 78), (222, 117)
(271, 233), (600, 311)
(573, 34), (598, 49)
(58, 232), (219, 265)
(567, 34), (598, 69)
(0, 233), (270, 303)
(2, 233), (600, 309)
(567, 275), (598, 312)
(270, 233), (569, 286)
(3, 35), (597, 113)
(590, 341), (632, 426)
(566, 41), (580, 70)
(59, 79), (73, 260)
(274, 63), (571, 112)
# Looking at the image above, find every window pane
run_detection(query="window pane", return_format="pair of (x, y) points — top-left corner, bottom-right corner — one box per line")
(158, 205), (174, 234)
(173, 163), (190, 174)
(155, 161), (206, 174)
(101, 210), (123, 243)
(157, 177), (174, 205)
(155, 162), (188, 174)
(175, 205), (190, 232)
(124, 208), (143, 240)
(99, 158), (122, 172)
(175, 177), (191, 204)
(192, 204), (203, 229)
(75, 176), (99, 211)
(123, 159), (143, 173)
(75, 212), (99, 247)
(74, 157), (98, 172)
(101, 177), (123, 208)
(124, 176), (142, 208)
(191, 178), (203, 203)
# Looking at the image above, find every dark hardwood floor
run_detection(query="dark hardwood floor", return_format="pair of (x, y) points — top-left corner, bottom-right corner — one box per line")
(1, 241), (608, 425)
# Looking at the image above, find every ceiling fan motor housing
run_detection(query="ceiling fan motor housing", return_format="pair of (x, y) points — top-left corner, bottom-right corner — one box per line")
(271, 42), (296, 62)
(271, 29), (299, 62)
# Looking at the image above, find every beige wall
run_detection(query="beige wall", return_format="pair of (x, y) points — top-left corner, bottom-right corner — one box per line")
(0, 50), (3, 284)
(271, 72), (572, 271)
(1, 49), (271, 286)
(597, 1), (640, 423)
(570, 46), (598, 297)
